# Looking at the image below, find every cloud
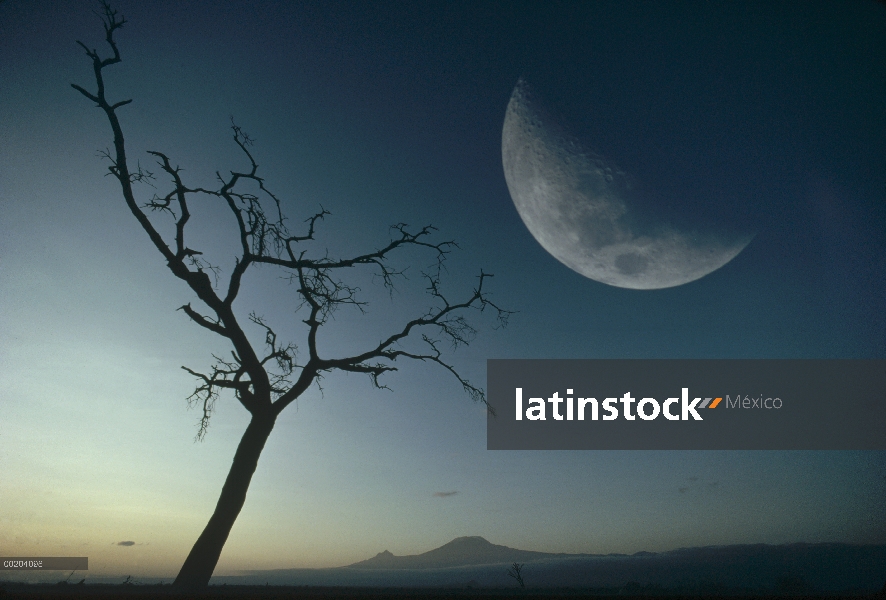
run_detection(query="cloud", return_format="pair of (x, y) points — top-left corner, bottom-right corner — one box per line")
(433, 491), (458, 498)
(678, 478), (720, 495)
(117, 541), (135, 546)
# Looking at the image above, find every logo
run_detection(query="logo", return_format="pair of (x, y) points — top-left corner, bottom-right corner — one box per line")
(515, 388), (725, 421)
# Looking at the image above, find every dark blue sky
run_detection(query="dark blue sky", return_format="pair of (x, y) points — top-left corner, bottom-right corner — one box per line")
(1, 0), (884, 577)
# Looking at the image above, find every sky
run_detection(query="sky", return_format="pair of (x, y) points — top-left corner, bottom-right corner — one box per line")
(1, 0), (885, 581)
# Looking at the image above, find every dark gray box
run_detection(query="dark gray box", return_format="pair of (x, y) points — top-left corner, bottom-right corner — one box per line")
(487, 359), (885, 450)
(1, 557), (88, 570)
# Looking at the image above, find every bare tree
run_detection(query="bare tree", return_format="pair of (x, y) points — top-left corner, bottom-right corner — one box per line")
(72, 2), (510, 590)
(507, 562), (525, 588)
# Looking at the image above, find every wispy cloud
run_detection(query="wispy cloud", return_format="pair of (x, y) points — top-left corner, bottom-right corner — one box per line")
(433, 491), (458, 498)
(678, 477), (720, 495)
(117, 541), (135, 546)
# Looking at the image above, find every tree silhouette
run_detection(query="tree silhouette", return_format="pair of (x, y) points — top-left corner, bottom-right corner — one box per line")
(507, 562), (525, 588)
(72, 2), (510, 589)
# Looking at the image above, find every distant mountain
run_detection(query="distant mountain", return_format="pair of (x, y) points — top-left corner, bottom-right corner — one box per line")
(226, 539), (886, 593)
(348, 536), (581, 569)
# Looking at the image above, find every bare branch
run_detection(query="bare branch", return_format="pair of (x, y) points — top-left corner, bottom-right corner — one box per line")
(276, 271), (512, 416)
(250, 313), (299, 397)
(70, 83), (99, 104)
(181, 348), (262, 439)
(178, 304), (229, 337)
(74, 3), (511, 437)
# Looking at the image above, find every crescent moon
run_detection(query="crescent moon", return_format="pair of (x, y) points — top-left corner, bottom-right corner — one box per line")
(502, 79), (753, 290)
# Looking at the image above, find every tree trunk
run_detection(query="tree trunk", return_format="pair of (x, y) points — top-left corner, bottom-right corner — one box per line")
(173, 408), (277, 589)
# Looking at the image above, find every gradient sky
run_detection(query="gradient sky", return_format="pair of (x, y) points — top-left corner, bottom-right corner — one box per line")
(1, 0), (885, 580)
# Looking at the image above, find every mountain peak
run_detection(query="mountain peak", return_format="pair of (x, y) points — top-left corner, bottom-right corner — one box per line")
(447, 536), (491, 545)
(350, 536), (560, 569)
